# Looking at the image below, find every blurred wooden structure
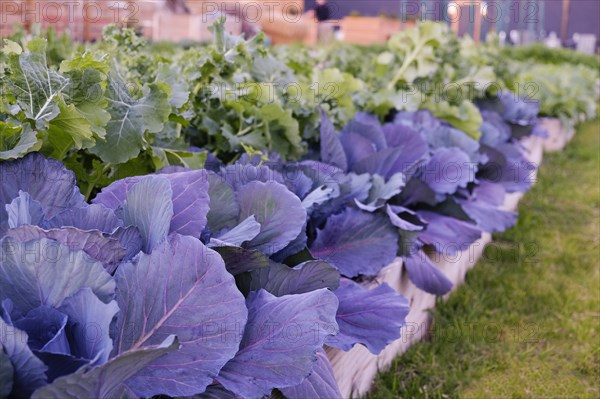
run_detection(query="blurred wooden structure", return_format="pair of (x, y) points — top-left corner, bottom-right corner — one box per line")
(0, 0), (409, 45)
(340, 16), (414, 45)
(0, 0), (300, 42)
(184, 0), (312, 44)
(0, 0), (159, 40)
(151, 13), (241, 42)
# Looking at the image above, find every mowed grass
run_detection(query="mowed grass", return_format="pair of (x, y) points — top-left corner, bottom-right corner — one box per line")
(367, 120), (600, 399)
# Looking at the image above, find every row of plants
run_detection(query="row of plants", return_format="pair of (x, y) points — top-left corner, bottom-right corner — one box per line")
(1, 20), (598, 398)
(500, 42), (600, 69)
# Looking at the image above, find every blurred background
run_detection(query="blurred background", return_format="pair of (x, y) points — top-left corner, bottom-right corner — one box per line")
(1, 0), (598, 52)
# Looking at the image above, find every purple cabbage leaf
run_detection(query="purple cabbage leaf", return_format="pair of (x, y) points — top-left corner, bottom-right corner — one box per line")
(325, 279), (410, 354)
(309, 207), (399, 278)
(279, 348), (342, 399)
(111, 234), (248, 397)
(216, 289), (339, 399)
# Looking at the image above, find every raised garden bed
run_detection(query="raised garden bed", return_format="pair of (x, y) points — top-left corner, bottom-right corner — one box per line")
(0, 19), (597, 399)
(326, 134), (546, 397)
(340, 16), (410, 45)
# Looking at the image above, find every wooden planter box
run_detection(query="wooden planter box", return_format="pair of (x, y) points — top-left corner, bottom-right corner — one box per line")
(0, 15), (21, 38)
(151, 13), (241, 42)
(340, 16), (403, 45)
(327, 234), (492, 397)
(260, 14), (314, 45)
(540, 117), (575, 153)
(327, 134), (546, 397)
(381, 18), (402, 41)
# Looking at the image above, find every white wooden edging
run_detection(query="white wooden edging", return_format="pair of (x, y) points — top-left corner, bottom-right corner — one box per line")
(327, 135), (546, 398)
(326, 233), (493, 398)
(540, 118), (575, 153)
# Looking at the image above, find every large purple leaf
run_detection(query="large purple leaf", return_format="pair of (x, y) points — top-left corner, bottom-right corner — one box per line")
(102, 384), (138, 399)
(5, 225), (127, 273)
(491, 91), (542, 135)
(0, 298), (16, 324)
(382, 121), (423, 149)
(418, 211), (482, 254)
(94, 170), (210, 238)
(238, 181), (306, 255)
(0, 317), (48, 397)
(403, 250), (453, 295)
(46, 204), (124, 233)
(58, 288), (119, 366)
(12, 306), (69, 355)
(364, 173), (406, 207)
(297, 160), (346, 188)
(270, 224), (308, 263)
(196, 384), (241, 398)
(219, 161), (286, 192)
(386, 205), (425, 232)
(310, 208), (398, 277)
(5, 191), (47, 230)
(213, 246), (271, 275)
(350, 112), (388, 150)
(478, 143), (534, 193)
(462, 180), (505, 207)
(31, 352), (88, 384)
(111, 226), (143, 262)
(398, 178), (438, 207)
(352, 122), (429, 178)
(118, 176), (173, 253)
(217, 289), (339, 399)
(210, 216), (261, 247)
(410, 113), (480, 162)
(419, 148), (475, 196)
(278, 164), (314, 199)
(301, 184), (340, 212)
(0, 237), (115, 313)
(31, 336), (179, 399)
(479, 111), (512, 146)
(340, 113), (387, 168)
(0, 153), (85, 233)
(163, 170), (210, 237)
(319, 108), (347, 170)
(207, 172), (240, 234)
(296, 162), (370, 221)
(92, 177), (141, 210)
(236, 260), (340, 297)
(16, 296), (115, 383)
(279, 349), (342, 399)
(309, 173), (372, 223)
(340, 131), (378, 169)
(351, 148), (402, 179)
(0, 348), (14, 397)
(394, 109), (441, 132)
(112, 234), (248, 397)
(325, 279), (409, 354)
(456, 182), (517, 232)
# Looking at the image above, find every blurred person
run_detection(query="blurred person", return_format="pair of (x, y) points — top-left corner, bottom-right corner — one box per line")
(315, 0), (331, 22)
(164, 0), (190, 14)
(314, 0), (334, 43)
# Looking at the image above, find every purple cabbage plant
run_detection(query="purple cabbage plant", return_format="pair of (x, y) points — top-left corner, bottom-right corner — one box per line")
(0, 153), (410, 399)
(299, 108), (538, 296)
(0, 95), (541, 397)
(476, 90), (547, 139)
(474, 91), (546, 194)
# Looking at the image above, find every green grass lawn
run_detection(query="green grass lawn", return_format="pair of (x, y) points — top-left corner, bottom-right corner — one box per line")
(367, 120), (600, 399)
